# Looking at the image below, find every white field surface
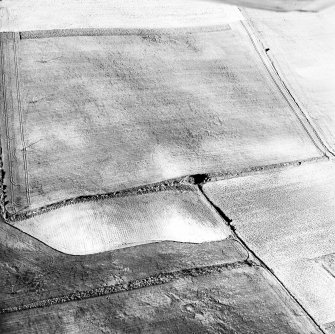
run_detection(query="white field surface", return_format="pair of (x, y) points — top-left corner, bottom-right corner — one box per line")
(1, 0), (334, 33)
(245, 6), (335, 154)
(11, 189), (231, 255)
(203, 160), (335, 327)
(199, 0), (335, 11)
(0, 22), (322, 214)
(0, 0), (243, 32)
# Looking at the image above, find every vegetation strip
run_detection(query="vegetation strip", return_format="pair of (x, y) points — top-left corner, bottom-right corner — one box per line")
(5, 155), (327, 222)
(19, 25), (231, 40)
(0, 146), (6, 219)
(0, 260), (253, 314)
